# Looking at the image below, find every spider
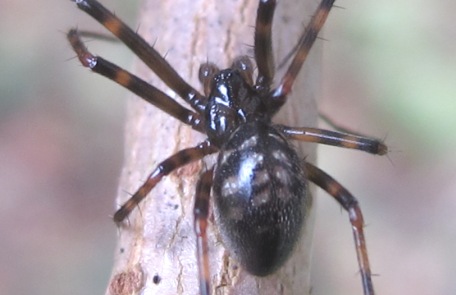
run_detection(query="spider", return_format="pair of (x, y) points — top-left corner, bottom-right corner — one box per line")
(68, 0), (387, 294)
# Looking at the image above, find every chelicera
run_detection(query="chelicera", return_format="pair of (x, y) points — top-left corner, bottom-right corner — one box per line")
(68, 0), (387, 294)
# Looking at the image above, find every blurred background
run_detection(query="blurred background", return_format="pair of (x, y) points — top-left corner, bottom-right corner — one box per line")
(0, 0), (455, 294)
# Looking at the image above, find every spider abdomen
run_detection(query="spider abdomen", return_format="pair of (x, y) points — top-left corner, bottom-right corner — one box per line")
(213, 121), (310, 276)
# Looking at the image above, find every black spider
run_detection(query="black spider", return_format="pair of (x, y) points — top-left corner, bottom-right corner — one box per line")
(68, 0), (386, 294)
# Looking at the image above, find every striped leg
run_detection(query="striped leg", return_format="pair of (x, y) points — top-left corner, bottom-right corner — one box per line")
(271, 0), (335, 101)
(278, 125), (387, 155)
(67, 29), (204, 131)
(254, 0), (276, 89)
(193, 168), (214, 295)
(71, 0), (206, 112)
(305, 162), (375, 295)
(113, 141), (217, 223)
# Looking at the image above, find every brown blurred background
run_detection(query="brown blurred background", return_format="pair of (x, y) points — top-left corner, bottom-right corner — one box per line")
(1, 0), (455, 294)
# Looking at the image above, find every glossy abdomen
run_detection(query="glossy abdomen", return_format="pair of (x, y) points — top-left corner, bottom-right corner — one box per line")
(213, 121), (309, 276)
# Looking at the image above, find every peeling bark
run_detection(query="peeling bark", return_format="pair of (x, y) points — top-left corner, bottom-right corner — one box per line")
(106, 0), (320, 294)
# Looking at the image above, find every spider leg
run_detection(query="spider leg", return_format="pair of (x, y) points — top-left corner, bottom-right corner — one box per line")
(271, 0), (335, 103)
(67, 29), (204, 131)
(305, 162), (375, 295)
(194, 168), (214, 295)
(113, 141), (217, 223)
(278, 125), (387, 155)
(254, 0), (276, 89)
(71, 0), (206, 113)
